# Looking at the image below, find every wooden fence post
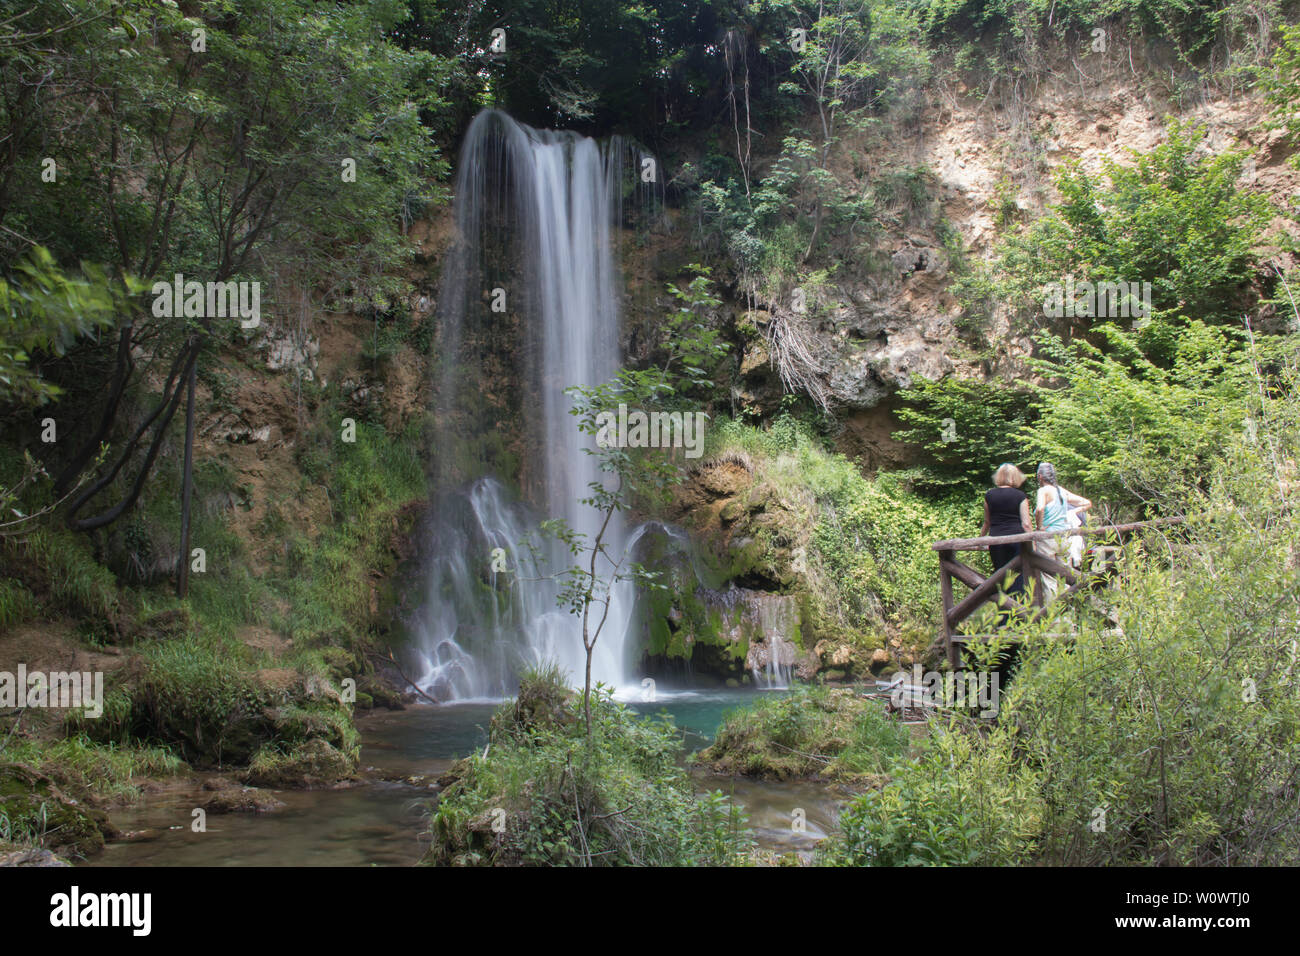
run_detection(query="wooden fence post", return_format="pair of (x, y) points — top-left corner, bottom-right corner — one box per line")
(939, 548), (956, 669)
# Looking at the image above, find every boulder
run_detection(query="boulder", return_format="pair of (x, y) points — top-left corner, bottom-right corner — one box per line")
(0, 764), (114, 856)
(0, 847), (71, 867)
(201, 786), (286, 814)
(245, 739), (356, 789)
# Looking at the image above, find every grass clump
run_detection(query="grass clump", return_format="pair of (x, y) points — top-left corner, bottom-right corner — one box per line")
(246, 738), (357, 789)
(1, 526), (120, 625)
(426, 666), (752, 866)
(0, 578), (39, 630)
(77, 634), (358, 771)
(696, 685), (908, 781)
(1, 734), (183, 803)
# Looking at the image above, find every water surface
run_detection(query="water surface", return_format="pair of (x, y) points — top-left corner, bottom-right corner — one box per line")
(88, 688), (846, 866)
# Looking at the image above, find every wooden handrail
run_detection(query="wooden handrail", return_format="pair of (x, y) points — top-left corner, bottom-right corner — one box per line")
(934, 515), (1186, 667)
(931, 516), (1186, 552)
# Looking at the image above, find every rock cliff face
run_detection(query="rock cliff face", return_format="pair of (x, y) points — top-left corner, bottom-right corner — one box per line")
(626, 56), (1300, 458)
(815, 64), (1299, 412)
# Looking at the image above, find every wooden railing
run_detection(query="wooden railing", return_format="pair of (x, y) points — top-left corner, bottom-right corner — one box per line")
(931, 518), (1184, 668)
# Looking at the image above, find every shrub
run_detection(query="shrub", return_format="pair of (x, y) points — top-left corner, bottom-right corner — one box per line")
(991, 120), (1274, 359)
(697, 685), (908, 780)
(426, 667), (752, 866)
(827, 382), (1300, 866)
(1023, 323), (1269, 511)
(894, 376), (1040, 493)
(822, 719), (1046, 866)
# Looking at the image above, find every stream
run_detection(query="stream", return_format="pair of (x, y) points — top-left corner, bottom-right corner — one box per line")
(86, 689), (847, 866)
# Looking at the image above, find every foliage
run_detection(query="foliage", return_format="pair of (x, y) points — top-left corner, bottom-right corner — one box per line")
(1023, 323), (1276, 512)
(760, 0), (930, 152)
(894, 376), (1040, 493)
(0, 0), (445, 536)
(395, 0), (742, 137)
(922, 0), (1281, 68)
(705, 415), (979, 643)
(829, 376), (1300, 865)
(697, 684), (908, 780)
(426, 667), (752, 866)
(990, 121), (1273, 361)
(1265, 22), (1300, 169)
(0, 247), (128, 407)
(822, 717), (1045, 865)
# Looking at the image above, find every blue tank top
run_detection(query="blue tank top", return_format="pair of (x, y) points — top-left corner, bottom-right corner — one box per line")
(1041, 487), (1071, 530)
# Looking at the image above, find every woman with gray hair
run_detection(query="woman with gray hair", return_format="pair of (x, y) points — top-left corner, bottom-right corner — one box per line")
(1033, 462), (1091, 599)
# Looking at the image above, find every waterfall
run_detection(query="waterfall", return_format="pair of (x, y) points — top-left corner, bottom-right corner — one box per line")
(746, 594), (797, 690)
(411, 110), (642, 701)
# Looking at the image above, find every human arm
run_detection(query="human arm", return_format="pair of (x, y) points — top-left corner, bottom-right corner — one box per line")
(1019, 498), (1032, 533)
(1064, 488), (1091, 511)
(980, 498), (990, 536)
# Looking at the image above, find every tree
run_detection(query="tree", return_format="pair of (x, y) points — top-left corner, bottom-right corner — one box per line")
(1022, 322), (1265, 512)
(1, 0), (444, 597)
(894, 375), (1039, 493)
(0, 247), (125, 407)
(992, 120), (1274, 364)
(752, 0), (926, 258)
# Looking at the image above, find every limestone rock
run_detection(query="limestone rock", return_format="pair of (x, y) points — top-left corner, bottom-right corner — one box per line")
(0, 848), (71, 867)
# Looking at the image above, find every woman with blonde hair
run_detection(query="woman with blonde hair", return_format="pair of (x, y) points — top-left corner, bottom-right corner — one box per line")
(980, 463), (1032, 597)
(1034, 462), (1092, 598)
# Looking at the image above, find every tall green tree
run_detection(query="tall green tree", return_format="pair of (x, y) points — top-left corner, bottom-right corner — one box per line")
(2, 0), (445, 596)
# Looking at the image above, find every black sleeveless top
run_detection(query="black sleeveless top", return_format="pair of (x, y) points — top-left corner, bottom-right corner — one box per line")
(985, 486), (1027, 536)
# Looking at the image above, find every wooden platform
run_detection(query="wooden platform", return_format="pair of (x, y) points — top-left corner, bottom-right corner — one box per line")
(932, 518), (1183, 668)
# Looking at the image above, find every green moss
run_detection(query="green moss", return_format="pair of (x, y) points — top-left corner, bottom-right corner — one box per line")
(246, 738), (357, 789)
(0, 763), (112, 856)
(696, 685), (907, 782)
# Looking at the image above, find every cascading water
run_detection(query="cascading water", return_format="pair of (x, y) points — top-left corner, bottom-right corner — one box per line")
(750, 595), (797, 690)
(411, 110), (644, 701)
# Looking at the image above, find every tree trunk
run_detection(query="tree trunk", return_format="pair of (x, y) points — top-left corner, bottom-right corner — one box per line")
(176, 354), (197, 598)
(584, 645), (592, 739)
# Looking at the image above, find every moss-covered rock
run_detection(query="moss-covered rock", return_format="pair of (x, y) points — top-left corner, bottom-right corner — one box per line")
(695, 685), (907, 782)
(245, 739), (357, 789)
(201, 785), (286, 814)
(79, 647), (359, 772)
(0, 845), (72, 866)
(0, 763), (114, 856)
